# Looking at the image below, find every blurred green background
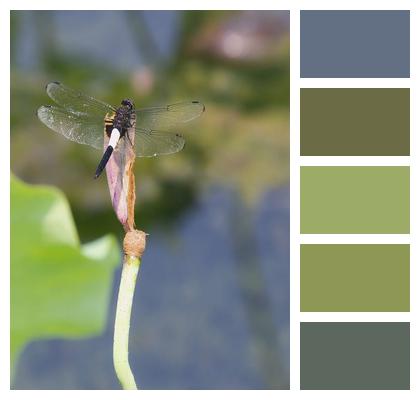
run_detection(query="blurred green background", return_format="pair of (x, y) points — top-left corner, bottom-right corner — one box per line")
(10, 10), (290, 389)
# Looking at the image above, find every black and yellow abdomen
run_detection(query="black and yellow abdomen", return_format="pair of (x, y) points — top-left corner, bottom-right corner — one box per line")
(104, 111), (116, 137)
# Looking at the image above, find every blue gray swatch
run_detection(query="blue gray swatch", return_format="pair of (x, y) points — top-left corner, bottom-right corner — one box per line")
(300, 10), (410, 78)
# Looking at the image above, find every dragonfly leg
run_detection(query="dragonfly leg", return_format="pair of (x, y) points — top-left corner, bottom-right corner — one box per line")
(126, 133), (134, 148)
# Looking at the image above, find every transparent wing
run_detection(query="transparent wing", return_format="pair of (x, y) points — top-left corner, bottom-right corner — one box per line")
(134, 101), (205, 131)
(45, 81), (115, 117)
(133, 127), (186, 157)
(37, 105), (104, 149)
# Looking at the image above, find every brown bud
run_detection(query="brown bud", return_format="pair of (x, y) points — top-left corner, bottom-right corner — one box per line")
(123, 230), (147, 258)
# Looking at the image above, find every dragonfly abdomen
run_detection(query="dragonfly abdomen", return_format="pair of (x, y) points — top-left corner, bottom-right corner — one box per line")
(94, 145), (114, 179)
(96, 112), (120, 179)
(104, 112), (115, 137)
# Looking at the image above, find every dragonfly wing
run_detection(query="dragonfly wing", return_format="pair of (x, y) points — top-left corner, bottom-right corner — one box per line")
(37, 105), (104, 150)
(133, 127), (185, 157)
(134, 101), (205, 131)
(46, 81), (115, 117)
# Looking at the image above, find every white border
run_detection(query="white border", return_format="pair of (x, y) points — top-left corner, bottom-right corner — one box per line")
(300, 235), (411, 244)
(289, 7), (300, 390)
(300, 313), (410, 323)
(1, 2), (11, 398)
(301, 79), (411, 88)
(2, 0), (419, 398)
(300, 157), (410, 166)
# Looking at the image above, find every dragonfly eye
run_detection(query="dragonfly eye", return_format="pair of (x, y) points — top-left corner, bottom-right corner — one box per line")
(121, 99), (135, 109)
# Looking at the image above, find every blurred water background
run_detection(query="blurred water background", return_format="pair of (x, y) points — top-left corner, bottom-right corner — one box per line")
(10, 10), (290, 389)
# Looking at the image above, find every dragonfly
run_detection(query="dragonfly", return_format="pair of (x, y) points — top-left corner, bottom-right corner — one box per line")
(37, 82), (205, 179)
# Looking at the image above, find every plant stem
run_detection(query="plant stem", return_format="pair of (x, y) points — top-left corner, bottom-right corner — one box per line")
(113, 254), (140, 389)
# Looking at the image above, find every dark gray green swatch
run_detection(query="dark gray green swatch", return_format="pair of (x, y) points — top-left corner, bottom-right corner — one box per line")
(300, 322), (410, 389)
(300, 244), (410, 312)
(300, 89), (410, 156)
(300, 167), (410, 234)
(300, 10), (410, 77)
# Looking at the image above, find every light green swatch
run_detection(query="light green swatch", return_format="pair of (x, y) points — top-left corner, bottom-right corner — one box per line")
(300, 244), (410, 312)
(300, 167), (410, 233)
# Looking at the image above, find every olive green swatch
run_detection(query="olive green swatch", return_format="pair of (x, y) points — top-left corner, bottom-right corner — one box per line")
(300, 167), (410, 233)
(300, 244), (410, 312)
(301, 322), (410, 389)
(300, 88), (410, 156)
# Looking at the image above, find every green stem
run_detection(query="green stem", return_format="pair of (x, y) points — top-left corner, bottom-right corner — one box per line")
(113, 255), (140, 389)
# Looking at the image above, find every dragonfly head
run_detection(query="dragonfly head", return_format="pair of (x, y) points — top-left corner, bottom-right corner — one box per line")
(121, 98), (135, 110)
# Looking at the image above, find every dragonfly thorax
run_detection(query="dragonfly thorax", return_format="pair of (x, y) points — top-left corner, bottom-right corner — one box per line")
(121, 98), (135, 109)
(112, 99), (135, 137)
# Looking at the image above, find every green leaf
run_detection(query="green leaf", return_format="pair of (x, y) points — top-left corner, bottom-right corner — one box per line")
(10, 174), (121, 377)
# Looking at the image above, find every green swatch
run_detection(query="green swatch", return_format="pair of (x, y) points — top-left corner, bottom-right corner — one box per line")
(301, 322), (410, 390)
(301, 166), (410, 233)
(300, 88), (410, 156)
(300, 244), (410, 312)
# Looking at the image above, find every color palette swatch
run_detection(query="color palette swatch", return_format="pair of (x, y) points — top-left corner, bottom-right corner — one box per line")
(300, 323), (410, 389)
(300, 245), (410, 312)
(299, 9), (410, 390)
(300, 166), (410, 234)
(300, 10), (410, 77)
(301, 88), (410, 156)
